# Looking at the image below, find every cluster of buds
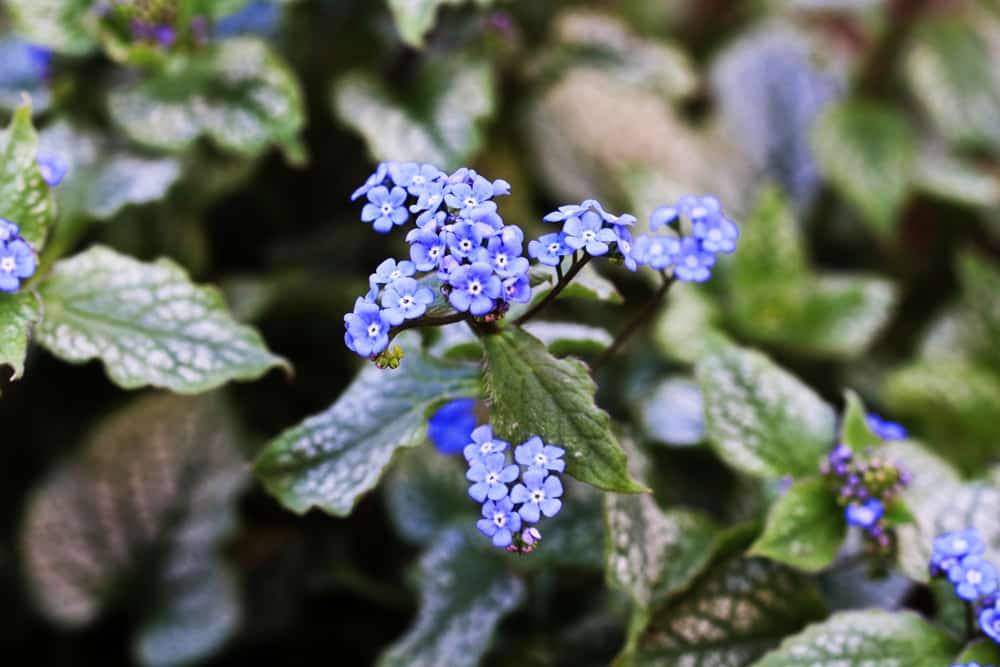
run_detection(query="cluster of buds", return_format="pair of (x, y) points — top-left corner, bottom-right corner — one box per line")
(373, 345), (404, 370)
(97, 0), (209, 50)
(506, 527), (542, 555)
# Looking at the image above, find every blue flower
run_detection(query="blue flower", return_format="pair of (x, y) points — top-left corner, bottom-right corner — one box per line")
(673, 237), (716, 283)
(480, 236), (528, 278)
(935, 530), (985, 560)
(445, 220), (484, 260)
(562, 210), (618, 256)
(631, 233), (680, 271)
(407, 228), (447, 271)
(949, 555), (998, 601)
(0, 239), (37, 293)
(428, 399), (478, 455)
(351, 163), (388, 201)
(613, 226), (638, 272)
(980, 604), (1000, 644)
(214, 0), (281, 38)
(37, 152), (68, 187)
(491, 179), (512, 197)
(653, 195), (722, 230)
(437, 255), (461, 283)
(389, 162), (444, 197)
(845, 498), (883, 529)
(0, 218), (20, 242)
(477, 497), (522, 548)
(502, 275), (531, 303)
(371, 258), (416, 285)
(26, 44), (53, 79)
(463, 424), (510, 464)
(448, 262), (500, 316)
(528, 232), (573, 266)
(361, 185), (409, 233)
(544, 199), (632, 225)
(410, 179), (447, 215)
(445, 176), (496, 214)
(511, 468), (563, 523)
(344, 300), (392, 356)
(380, 277), (434, 325)
(467, 452), (519, 502)
(866, 413), (908, 441)
(693, 212), (739, 254)
(514, 436), (566, 474)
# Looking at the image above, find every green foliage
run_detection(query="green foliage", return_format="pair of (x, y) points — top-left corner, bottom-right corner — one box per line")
(840, 389), (882, 453)
(7, 0), (96, 55)
(749, 478), (845, 572)
(0, 104), (55, 250)
(388, 0), (500, 48)
(0, 291), (38, 382)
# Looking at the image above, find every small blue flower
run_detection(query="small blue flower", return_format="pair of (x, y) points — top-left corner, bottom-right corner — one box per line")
(514, 436), (566, 474)
(448, 262), (500, 316)
(562, 210), (618, 256)
(445, 175), (495, 213)
(26, 44), (53, 79)
(351, 163), (389, 201)
(528, 232), (573, 266)
(344, 300), (392, 356)
(463, 424), (510, 464)
(673, 237), (716, 283)
(980, 604), (1000, 644)
(410, 179), (447, 215)
(0, 218), (20, 242)
(361, 185), (410, 233)
(477, 497), (522, 548)
(389, 162), (444, 197)
(693, 213), (739, 254)
(465, 205), (504, 238)
(614, 226), (638, 272)
(502, 275), (531, 303)
(511, 468), (563, 523)
(0, 239), (37, 293)
(437, 255), (461, 283)
(649, 205), (679, 230)
(407, 228), (447, 271)
(380, 277), (434, 325)
(845, 498), (883, 529)
(866, 413), (908, 441)
(428, 399), (478, 455)
(949, 555), (998, 601)
(371, 258), (416, 285)
(480, 236), (528, 278)
(445, 220), (484, 260)
(935, 530), (985, 560)
(37, 152), (68, 187)
(467, 452), (519, 502)
(631, 233), (680, 271)
(214, 0), (281, 38)
(491, 179), (512, 197)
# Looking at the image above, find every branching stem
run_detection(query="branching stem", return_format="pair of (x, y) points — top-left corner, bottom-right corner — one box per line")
(513, 255), (591, 326)
(592, 271), (674, 371)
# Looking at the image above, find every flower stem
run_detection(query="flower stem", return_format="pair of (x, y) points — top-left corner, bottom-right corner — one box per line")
(966, 601), (977, 642)
(387, 311), (469, 344)
(513, 255), (591, 326)
(592, 271), (675, 371)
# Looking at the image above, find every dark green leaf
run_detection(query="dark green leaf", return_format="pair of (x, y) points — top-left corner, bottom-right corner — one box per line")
(751, 610), (959, 667)
(482, 327), (644, 493)
(255, 341), (481, 515)
(7, 0), (96, 55)
(0, 290), (39, 382)
(695, 336), (836, 479)
(954, 639), (1000, 665)
(749, 477), (845, 572)
(387, 0), (499, 48)
(840, 389), (882, 453)
(384, 446), (473, 545)
(956, 252), (1000, 373)
(522, 321), (613, 356)
(0, 103), (54, 251)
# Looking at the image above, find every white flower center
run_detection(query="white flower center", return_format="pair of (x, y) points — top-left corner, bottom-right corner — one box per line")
(389, 269), (401, 280)
(548, 243), (561, 253)
(493, 512), (506, 527)
(620, 240), (630, 253)
(582, 230), (595, 241)
(650, 244), (663, 256)
(968, 570), (983, 585)
(367, 323), (380, 337)
(480, 442), (493, 455)
(531, 489), (545, 503)
(534, 453), (547, 466)
(495, 254), (507, 266)
(428, 194), (441, 205)
(0, 257), (14, 273)
(686, 256), (698, 267)
(429, 247), (441, 258)
(460, 240), (472, 251)
(400, 296), (413, 307)
(412, 175), (425, 185)
(955, 539), (968, 552)
(381, 203), (393, 215)
(468, 281), (482, 295)
(486, 472), (499, 484)
(464, 197), (478, 208)
(692, 206), (707, 218)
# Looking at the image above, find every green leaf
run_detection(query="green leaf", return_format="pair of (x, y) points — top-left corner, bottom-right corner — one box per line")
(255, 342), (481, 515)
(605, 492), (719, 607)
(108, 38), (306, 162)
(695, 336), (836, 479)
(522, 321), (613, 356)
(749, 478), (845, 572)
(332, 59), (495, 170)
(0, 103), (54, 251)
(36, 245), (288, 393)
(38, 122), (182, 222)
(482, 327), (644, 493)
(840, 389), (882, 453)
(387, 0), (498, 48)
(915, 142), (1000, 208)
(652, 284), (721, 364)
(530, 260), (624, 305)
(812, 100), (916, 236)
(751, 610), (959, 667)
(955, 639), (1000, 665)
(377, 529), (524, 667)
(6, 0), (96, 55)
(22, 394), (248, 666)
(524, 482), (606, 570)
(956, 252), (1000, 373)
(619, 557), (826, 666)
(0, 290), (39, 381)
(384, 446), (473, 545)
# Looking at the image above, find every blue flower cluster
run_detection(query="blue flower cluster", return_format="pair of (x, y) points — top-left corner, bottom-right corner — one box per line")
(952, 663), (994, 667)
(463, 425), (565, 553)
(345, 162), (530, 359)
(0, 218), (38, 293)
(533, 199), (637, 268)
(866, 413), (907, 441)
(931, 530), (1000, 645)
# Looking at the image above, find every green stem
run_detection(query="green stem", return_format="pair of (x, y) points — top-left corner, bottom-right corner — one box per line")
(591, 272), (674, 371)
(513, 255), (591, 326)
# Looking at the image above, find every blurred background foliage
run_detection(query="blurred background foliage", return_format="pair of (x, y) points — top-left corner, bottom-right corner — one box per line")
(2, 0), (1000, 665)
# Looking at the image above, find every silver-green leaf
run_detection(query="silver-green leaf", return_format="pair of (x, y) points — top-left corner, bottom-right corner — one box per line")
(0, 103), (55, 251)
(0, 290), (39, 381)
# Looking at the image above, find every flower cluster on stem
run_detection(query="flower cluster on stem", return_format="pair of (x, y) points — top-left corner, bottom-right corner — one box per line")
(931, 529), (1000, 646)
(0, 218), (38, 293)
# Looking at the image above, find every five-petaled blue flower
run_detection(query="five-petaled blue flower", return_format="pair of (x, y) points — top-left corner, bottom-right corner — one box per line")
(866, 413), (908, 441)
(479, 236), (528, 278)
(477, 497), (521, 548)
(528, 232), (573, 266)
(371, 258), (416, 285)
(672, 237), (716, 283)
(563, 210), (618, 256)
(464, 425), (510, 464)
(380, 277), (434, 325)
(448, 262), (500, 316)
(980, 604), (1000, 644)
(0, 238), (37, 293)
(410, 180), (447, 215)
(845, 498), (883, 529)
(445, 220), (484, 260)
(949, 555), (998, 601)
(389, 162), (444, 197)
(344, 299), (392, 356)
(502, 275), (531, 303)
(444, 175), (496, 214)
(428, 399), (478, 456)
(407, 228), (447, 271)
(511, 468), (563, 523)
(514, 436), (566, 474)
(933, 529), (985, 576)
(467, 452), (519, 502)
(361, 185), (409, 233)
(632, 233), (680, 271)
(693, 212), (739, 254)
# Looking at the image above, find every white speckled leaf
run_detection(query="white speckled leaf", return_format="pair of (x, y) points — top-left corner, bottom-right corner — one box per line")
(332, 59), (495, 170)
(812, 100), (915, 236)
(522, 321), (613, 356)
(750, 609), (959, 667)
(387, 0), (498, 48)
(22, 394), (248, 666)
(6, 0), (96, 55)
(652, 284), (721, 364)
(38, 122), (182, 222)
(377, 529), (524, 667)
(255, 344), (481, 516)
(0, 104), (55, 251)
(695, 336), (836, 479)
(0, 290), (39, 382)
(915, 142), (1000, 207)
(620, 557), (826, 666)
(36, 245), (288, 393)
(108, 38), (305, 162)
(749, 477), (845, 572)
(384, 446), (473, 545)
